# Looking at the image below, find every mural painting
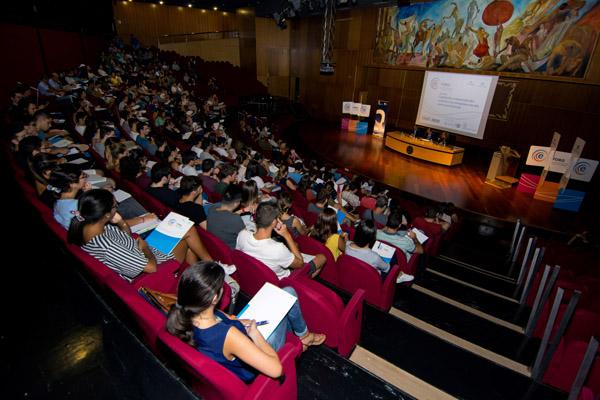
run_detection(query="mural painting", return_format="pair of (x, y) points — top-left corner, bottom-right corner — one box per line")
(374, 0), (600, 77)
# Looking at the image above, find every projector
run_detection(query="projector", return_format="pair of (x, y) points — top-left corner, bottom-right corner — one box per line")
(320, 62), (335, 75)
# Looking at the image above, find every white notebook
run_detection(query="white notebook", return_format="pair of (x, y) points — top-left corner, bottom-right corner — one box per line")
(372, 241), (395, 264)
(113, 189), (132, 203)
(411, 228), (429, 244)
(237, 282), (297, 339)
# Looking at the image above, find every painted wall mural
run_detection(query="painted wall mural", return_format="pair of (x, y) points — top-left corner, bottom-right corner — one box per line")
(373, 0), (600, 77)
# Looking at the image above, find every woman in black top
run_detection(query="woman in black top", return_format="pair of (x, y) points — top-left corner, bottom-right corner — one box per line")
(176, 176), (207, 228)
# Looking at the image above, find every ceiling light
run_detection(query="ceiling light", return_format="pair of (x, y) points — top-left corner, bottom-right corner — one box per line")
(159, 1), (164, 4)
(213, 6), (218, 11)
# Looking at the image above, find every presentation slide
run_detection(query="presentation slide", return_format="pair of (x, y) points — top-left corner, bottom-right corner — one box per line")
(415, 71), (498, 140)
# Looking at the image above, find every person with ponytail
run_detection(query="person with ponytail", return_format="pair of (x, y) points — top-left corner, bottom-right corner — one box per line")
(277, 192), (306, 238)
(309, 207), (346, 261)
(68, 189), (212, 280)
(167, 261), (326, 382)
(51, 165), (92, 228)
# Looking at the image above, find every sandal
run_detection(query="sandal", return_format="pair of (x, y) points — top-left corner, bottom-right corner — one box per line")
(300, 332), (326, 351)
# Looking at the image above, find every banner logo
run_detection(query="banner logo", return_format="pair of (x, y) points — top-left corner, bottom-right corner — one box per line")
(531, 149), (547, 162)
(574, 161), (590, 176)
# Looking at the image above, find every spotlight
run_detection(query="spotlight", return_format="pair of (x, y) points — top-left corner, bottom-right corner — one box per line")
(273, 12), (287, 29)
(159, 0), (163, 4)
(188, 3), (192, 7)
(213, 6), (218, 10)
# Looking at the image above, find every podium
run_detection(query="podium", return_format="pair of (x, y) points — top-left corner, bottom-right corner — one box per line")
(384, 132), (464, 166)
(485, 151), (519, 189)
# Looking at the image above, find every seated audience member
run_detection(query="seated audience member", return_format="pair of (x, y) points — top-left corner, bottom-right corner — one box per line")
(346, 220), (414, 283)
(424, 207), (451, 232)
(362, 195), (389, 227)
(179, 150), (200, 176)
(105, 142), (128, 172)
(166, 262), (325, 383)
(341, 181), (360, 210)
(277, 192), (306, 238)
(68, 189), (212, 279)
(236, 202), (325, 279)
(296, 174), (315, 202)
(310, 208), (346, 261)
(176, 176), (207, 228)
(307, 188), (329, 215)
(51, 166), (152, 229)
(207, 184), (245, 248)
(199, 159), (218, 194)
(120, 152), (151, 189)
(214, 163), (237, 196)
(51, 166), (91, 229)
(135, 123), (157, 156)
(146, 163), (180, 209)
(92, 125), (115, 157)
(245, 160), (265, 190)
(376, 211), (423, 262)
(239, 180), (260, 232)
(155, 139), (182, 171)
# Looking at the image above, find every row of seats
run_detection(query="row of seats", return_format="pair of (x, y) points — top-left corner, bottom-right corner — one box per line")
(7, 149), (306, 400)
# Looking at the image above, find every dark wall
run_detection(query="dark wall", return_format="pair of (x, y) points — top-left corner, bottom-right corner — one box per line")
(0, 23), (108, 103)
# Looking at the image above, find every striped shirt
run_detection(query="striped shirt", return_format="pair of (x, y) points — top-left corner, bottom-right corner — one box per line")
(82, 224), (174, 280)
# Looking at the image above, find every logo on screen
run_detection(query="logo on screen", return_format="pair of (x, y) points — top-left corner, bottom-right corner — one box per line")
(430, 78), (440, 90)
(531, 149), (547, 162)
(574, 161), (589, 175)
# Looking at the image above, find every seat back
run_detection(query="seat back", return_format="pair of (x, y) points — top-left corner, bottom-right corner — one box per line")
(412, 217), (443, 256)
(303, 211), (318, 228)
(157, 329), (248, 400)
(157, 329), (300, 400)
(197, 227), (234, 265)
(337, 254), (399, 311)
(295, 235), (338, 285)
(283, 275), (366, 356)
(231, 250), (281, 296)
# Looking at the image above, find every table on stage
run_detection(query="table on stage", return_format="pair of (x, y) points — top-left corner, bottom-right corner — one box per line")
(384, 131), (464, 166)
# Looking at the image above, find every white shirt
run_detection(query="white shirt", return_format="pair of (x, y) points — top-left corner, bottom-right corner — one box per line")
(235, 229), (294, 279)
(180, 165), (199, 176)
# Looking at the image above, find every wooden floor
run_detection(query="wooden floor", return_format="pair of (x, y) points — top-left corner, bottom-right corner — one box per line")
(288, 121), (596, 234)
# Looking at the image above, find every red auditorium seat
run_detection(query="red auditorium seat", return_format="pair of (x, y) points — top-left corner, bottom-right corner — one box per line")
(544, 339), (600, 395)
(105, 274), (167, 352)
(157, 329), (301, 400)
(230, 250), (309, 297)
(412, 217), (443, 256)
(282, 275), (364, 357)
(295, 235), (339, 286)
(336, 254), (401, 311)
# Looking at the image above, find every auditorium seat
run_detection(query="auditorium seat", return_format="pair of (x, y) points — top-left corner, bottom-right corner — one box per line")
(412, 217), (443, 257)
(295, 235), (339, 285)
(230, 250), (309, 297)
(105, 274), (167, 352)
(157, 329), (301, 400)
(544, 339), (600, 395)
(336, 254), (401, 311)
(282, 275), (364, 357)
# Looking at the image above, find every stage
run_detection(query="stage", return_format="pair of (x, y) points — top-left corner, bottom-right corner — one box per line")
(285, 121), (596, 234)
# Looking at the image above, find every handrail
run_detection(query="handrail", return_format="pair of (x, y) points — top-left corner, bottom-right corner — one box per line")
(158, 30), (240, 45)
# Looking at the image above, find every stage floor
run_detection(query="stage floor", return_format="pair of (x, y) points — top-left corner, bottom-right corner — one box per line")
(286, 121), (595, 234)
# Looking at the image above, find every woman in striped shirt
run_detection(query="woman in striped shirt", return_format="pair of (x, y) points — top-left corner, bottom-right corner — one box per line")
(68, 189), (212, 280)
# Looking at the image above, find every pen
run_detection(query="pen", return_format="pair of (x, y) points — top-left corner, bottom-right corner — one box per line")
(244, 320), (269, 327)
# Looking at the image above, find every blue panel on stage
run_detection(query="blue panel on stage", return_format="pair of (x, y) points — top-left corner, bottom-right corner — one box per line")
(554, 188), (585, 212)
(356, 122), (368, 135)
